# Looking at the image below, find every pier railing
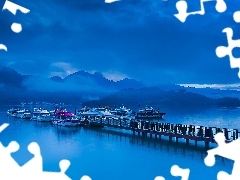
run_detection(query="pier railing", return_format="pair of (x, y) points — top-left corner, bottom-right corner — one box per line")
(88, 118), (239, 148)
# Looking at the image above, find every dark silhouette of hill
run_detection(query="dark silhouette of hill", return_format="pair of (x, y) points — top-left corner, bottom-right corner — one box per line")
(0, 66), (27, 89)
(1, 66), (240, 107)
(0, 66), (144, 105)
(82, 87), (240, 108)
(62, 70), (144, 90)
(50, 76), (64, 83)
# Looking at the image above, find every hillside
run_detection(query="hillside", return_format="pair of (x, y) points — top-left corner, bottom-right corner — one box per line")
(82, 87), (240, 108)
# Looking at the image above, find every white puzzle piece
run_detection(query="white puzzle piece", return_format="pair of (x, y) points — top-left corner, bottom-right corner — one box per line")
(154, 165), (190, 180)
(205, 132), (240, 180)
(174, 0), (227, 22)
(0, 123), (92, 179)
(215, 11), (240, 78)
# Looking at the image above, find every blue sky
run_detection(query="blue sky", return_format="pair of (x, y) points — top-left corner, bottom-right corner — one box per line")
(1, 0), (240, 85)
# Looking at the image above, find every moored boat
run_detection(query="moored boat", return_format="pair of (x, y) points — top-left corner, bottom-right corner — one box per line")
(31, 108), (51, 122)
(60, 117), (80, 127)
(76, 106), (91, 117)
(16, 109), (32, 119)
(51, 109), (80, 126)
(79, 117), (90, 126)
(135, 106), (166, 119)
(111, 106), (132, 116)
(80, 108), (102, 118)
(7, 108), (20, 117)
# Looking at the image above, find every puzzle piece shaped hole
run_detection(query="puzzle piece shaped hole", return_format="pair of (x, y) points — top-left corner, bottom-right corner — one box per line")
(234, 11), (240, 23)
(216, 45), (228, 58)
(215, 0), (226, 13)
(11, 146), (35, 166)
(180, 0), (203, 12)
(232, 47), (240, 59)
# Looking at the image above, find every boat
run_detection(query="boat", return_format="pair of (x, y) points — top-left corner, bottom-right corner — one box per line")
(31, 108), (51, 122)
(110, 106), (132, 116)
(80, 106), (119, 119)
(80, 109), (102, 117)
(102, 111), (117, 119)
(59, 116), (80, 127)
(79, 117), (90, 126)
(96, 108), (115, 118)
(135, 106), (166, 119)
(80, 108), (105, 118)
(31, 108), (42, 120)
(51, 109), (80, 126)
(15, 109), (32, 119)
(109, 106), (135, 121)
(6, 108), (20, 117)
(76, 106), (91, 116)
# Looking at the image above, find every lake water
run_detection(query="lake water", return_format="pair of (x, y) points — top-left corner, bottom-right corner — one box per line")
(0, 105), (237, 180)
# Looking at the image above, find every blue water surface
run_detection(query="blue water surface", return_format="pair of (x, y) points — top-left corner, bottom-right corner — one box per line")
(0, 105), (236, 180)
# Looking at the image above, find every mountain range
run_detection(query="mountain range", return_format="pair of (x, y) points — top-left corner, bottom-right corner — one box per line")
(0, 66), (144, 104)
(82, 87), (240, 109)
(1, 65), (240, 107)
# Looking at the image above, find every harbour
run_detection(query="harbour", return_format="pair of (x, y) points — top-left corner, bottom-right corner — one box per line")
(4, 104), (240, 150)
(1, 0), (240, 178)
(0, 104), (237, 179)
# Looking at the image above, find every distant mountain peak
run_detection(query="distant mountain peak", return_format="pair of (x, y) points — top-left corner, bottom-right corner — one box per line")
(0, 65), (20, 75)
(50, 76), (63, 82)
(0, 65), (26, 88)
(75, 70), (91, 76)
(93, 72), (103, 76)
(116, 77), (144, 89)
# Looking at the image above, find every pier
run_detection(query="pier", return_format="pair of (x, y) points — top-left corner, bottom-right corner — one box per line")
(87, 117), (238, 149)
(7, 105), (239, 149)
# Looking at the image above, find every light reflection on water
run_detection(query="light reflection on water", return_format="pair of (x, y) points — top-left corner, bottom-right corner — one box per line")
(0, 105), (236, 179)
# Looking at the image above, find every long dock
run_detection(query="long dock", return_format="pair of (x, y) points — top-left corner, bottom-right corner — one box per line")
(87, 118), (239, 149)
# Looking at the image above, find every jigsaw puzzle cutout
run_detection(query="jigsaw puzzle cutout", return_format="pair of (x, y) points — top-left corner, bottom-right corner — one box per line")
(0, 123), (9, 132)
(174, 0), (240, 79)
(0, 1), (239, 177)
(0, 141), (21, 179)
(233, 11), (240, 23)
(155, 131), (240, 180)
(105, 0), (120, 3)
(174, 0), (227, 22)
(3, 0), (30, 15)
(154, 165), (190, 180)
(0, 123), (92, 180)
(215, 10), (240, 78)
(204, 132), (240, 180)
(0, 0), (30, 51)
